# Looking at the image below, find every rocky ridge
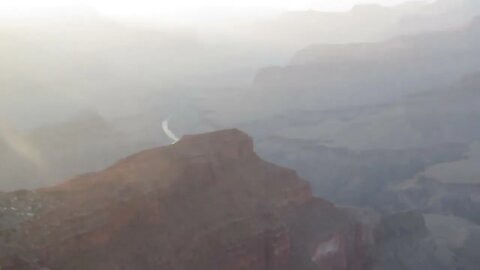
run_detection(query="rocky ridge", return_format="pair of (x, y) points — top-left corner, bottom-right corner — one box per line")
(1, 129), (478, 270)
(0, 129), (373, 270)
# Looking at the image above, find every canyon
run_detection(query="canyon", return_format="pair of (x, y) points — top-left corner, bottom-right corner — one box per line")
(1, 129), (479, 270)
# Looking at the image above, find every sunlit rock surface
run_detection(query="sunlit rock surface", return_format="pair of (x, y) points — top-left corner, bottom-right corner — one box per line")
(0, 129), (373, 270)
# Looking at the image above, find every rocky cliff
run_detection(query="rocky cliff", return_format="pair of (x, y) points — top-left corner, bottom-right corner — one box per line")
(0, 129), (374, 270)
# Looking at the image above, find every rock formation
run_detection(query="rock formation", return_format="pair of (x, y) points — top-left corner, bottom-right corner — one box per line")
(0, 129), (374, 270)
(2, 129), (477, 270)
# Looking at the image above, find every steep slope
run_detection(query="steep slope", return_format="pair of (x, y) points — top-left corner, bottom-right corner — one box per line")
(0, 129), (374, 270)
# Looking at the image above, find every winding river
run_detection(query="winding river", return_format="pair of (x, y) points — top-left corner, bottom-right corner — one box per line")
(161, 119), (180, 144)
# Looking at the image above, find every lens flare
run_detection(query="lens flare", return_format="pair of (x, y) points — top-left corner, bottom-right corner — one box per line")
(0, 118), (46, 171)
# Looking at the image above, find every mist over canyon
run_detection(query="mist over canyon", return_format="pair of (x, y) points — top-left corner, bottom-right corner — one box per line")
(2, 0), (480, 269)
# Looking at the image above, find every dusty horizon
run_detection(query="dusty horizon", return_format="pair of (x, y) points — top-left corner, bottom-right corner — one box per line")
(0, 0), (435, 23)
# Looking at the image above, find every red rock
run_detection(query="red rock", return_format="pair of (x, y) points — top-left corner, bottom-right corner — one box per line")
(2, 129), (374, 270)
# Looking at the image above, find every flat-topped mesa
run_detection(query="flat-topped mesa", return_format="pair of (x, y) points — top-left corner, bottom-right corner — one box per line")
(174, 129), (256, 160)
(43, 129), (257, 194)
(6, 129), (317, 270)
(38, 129), (310, 208)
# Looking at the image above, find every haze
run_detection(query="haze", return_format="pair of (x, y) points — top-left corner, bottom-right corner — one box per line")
(2, 0), (480, 269)
(1, 0), (433, 22)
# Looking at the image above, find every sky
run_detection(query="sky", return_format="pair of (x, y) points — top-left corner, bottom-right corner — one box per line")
(0, 0), (432, 23)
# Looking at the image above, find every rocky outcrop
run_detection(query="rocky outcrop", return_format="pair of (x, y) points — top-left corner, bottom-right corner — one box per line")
(0, 129), (374, 270)
(3, 129), (480, 270)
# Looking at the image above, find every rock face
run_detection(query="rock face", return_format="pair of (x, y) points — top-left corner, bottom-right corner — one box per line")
(0, 129), (374, 270)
